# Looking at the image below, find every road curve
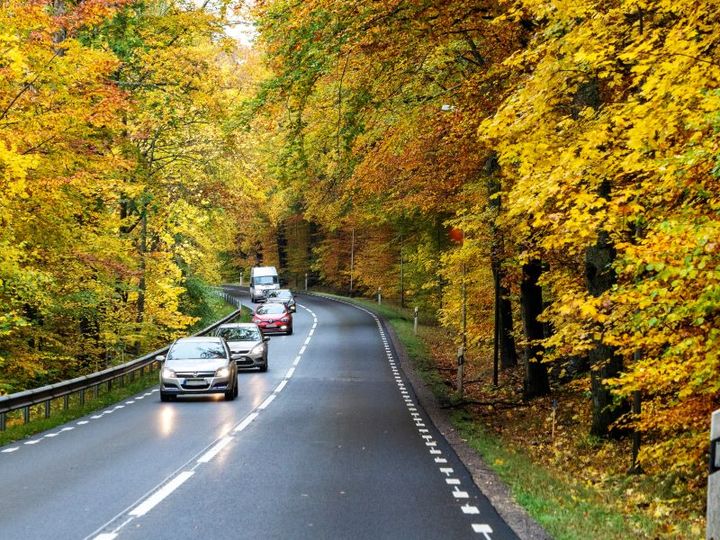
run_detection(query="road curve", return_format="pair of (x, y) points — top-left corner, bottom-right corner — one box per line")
(0, 289), (517, 540)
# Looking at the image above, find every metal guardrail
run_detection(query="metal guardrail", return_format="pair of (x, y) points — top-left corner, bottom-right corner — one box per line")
(0, 290), (244, 431)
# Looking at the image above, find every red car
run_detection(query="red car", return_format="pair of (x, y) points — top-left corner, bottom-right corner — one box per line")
(252, 302), (293, 335)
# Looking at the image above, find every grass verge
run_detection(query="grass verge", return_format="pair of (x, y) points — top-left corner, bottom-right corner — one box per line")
(0, 371), (159, 447)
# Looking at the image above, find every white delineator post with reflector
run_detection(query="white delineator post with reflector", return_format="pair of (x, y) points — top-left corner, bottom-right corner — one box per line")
(708, 409), (720, 540)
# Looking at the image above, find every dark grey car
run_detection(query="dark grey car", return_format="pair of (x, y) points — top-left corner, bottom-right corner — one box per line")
(265, 289), (296, 312)
(215, 323), (269, 372)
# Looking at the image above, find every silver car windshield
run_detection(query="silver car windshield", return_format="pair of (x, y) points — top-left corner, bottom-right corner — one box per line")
(169, 342), (226, 360)
(217, 328), (261, 341)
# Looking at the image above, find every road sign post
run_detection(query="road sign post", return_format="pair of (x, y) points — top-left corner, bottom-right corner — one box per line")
(413, 307), (418, 335)
(708, 409), (720, 540)
(457, 346), (465, 398)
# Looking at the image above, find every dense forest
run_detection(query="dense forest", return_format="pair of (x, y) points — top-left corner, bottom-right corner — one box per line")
(243, 0), (720, 492)
(0, 0), (262, 392)
(1, 0), (719, 515)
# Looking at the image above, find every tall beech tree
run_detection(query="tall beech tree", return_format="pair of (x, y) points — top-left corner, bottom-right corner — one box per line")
(0, 0), (257, 393)
(248, 0), (720, 484)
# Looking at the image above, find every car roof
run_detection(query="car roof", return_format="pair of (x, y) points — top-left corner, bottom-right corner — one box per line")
(174, 336), (224, 343)
(217, 323), (260, 329)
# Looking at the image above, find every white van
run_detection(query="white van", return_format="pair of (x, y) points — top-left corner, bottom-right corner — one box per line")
(250, 266), (280, 302)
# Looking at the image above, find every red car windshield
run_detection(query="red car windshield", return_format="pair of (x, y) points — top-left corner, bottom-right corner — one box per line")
(256, 304), (286, 315)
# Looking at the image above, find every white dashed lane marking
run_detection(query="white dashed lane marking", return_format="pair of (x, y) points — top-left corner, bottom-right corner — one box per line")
(452, 487), (470, 499)
(197, 437), (234, 464)
(258, 394), (276, 410)
(86, 300), (320, 540)
(128, 471), (195, 517)
(1, 305), (318, 462)
(233, 412), (258, 434)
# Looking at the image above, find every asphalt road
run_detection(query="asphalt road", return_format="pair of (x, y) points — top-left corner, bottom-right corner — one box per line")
(0, 289), (517, 540)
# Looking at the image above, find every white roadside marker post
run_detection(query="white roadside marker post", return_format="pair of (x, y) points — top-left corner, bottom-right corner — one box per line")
(708, 409), (720, 540)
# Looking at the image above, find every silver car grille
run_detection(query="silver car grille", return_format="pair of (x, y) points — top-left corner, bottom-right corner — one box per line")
(175, 371), (215, 378)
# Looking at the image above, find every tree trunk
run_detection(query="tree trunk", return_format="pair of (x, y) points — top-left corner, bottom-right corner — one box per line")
(586, 229), (626, 438)
(520, 258), (550, 399)
(499, 288), (517, 368)
(492, 264), (517, 369)
(136, 207), (147, 325)
(486, 154), (517, 371)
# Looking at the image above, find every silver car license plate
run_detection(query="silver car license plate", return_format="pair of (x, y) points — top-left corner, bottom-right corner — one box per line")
(185, 379), (206, 387)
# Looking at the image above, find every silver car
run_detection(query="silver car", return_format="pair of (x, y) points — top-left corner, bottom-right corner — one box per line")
(157, 336), (239, 402)
(215, 323), (269, 372)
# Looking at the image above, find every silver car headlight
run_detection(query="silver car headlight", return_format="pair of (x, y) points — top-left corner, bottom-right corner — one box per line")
(215, 366), (230, 378)
(162, 367), (176, 378)
(250, 344), (264, 355)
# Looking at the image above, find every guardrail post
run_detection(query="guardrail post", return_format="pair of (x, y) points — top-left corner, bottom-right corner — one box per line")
(93, 384), (99, 399)
(44, 400), (51, 419)
(80, 389), (85, 407)
(23, 406), (30, 424)
(413, 307), (419, 335)
(107, 379), (112, 393)
(708, 409), (720, 540)
(63, 395), (69, 410)
(0, 412), (5, 431)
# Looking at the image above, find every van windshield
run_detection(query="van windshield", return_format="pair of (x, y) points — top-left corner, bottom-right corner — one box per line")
(254, 276), (277, 285)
